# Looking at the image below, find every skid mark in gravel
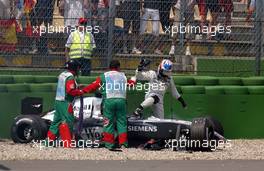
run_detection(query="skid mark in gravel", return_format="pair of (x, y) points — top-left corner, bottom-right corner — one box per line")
(1, 140), (264, 160)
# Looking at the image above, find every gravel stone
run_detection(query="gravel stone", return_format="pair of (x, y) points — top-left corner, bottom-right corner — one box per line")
(1, 139), (264, 160)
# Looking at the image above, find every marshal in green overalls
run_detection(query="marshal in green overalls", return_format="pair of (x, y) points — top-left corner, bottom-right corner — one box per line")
(99, 70), (128, 149)
(48, 71), (77, 135)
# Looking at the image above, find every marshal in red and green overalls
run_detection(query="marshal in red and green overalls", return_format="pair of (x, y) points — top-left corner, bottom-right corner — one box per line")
(84, 69), (135, 149)
(47, 70), (84, 147)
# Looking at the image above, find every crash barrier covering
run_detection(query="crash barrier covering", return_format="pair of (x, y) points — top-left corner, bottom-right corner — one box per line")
(1, 84), (264, 95)
(1, 75), (264, 139)
(1, 75), (264, 86)
(0, 0), (264, 76)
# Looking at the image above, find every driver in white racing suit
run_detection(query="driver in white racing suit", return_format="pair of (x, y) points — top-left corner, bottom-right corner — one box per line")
(132, 59), (187, 119)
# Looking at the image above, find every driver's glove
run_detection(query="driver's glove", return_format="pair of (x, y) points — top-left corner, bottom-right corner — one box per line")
(178, 96), (187, 109)
(130, 106), (143, 120)
(138, 58), (151, 71)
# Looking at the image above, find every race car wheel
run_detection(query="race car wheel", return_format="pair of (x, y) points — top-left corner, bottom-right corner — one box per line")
(10, 115), (47, 143)
(205, 116), (224, 148)
(30, 115), (48, 140)
(206, 117), (224, 136)
(190, 118), (214, 151)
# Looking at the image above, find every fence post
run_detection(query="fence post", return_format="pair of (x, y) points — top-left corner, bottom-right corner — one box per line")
(179, 0), (186, 53)
(255, 0), (263, 76)
(106, 0), (116, 68)
(10, 0), (16, 19)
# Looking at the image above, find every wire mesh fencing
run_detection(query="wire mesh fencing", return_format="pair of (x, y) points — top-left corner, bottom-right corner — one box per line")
(0, 0), (263, 76)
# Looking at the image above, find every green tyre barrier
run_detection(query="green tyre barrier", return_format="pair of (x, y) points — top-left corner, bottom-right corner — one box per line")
(0, 85), (7, 92)
(51, 84), (58, 92)
(30, 84), (53, 92)
(0, 75), (14, 84)
(247, 86), (264, 94)
(181, 86), (205, 94)
(242, 77), (264, 86)
(224, 86), (249, 95)
(45, 83), (57, 92)
(34, 76), (57, 83)
(173, 76), (195, 85)
(205, 86), (225, 95)
(6, 84), (31, 92)
(218, 77), (242, 85)
(13, 75), (35, 84)
(194, 77), (218, 85)
(77, 76), (97, 84)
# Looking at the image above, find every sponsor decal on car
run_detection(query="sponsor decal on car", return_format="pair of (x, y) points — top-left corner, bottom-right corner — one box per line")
(128, 125), (158, 132)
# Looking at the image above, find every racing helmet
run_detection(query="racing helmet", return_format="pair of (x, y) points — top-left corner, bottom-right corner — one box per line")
(158, 59), (173, 77)
(65, 59), (81, 74)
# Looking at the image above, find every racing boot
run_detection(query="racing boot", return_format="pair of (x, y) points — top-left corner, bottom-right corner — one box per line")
(42, 130), (57, 147)
(47, 130), (56, 141)
(59, 123), (72, 148)
(130, 106), (143, 120)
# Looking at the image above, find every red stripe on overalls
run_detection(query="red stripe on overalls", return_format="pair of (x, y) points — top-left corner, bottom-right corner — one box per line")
(47, 130), (56, 141)
(102, 132), (115, 144)
(118, 132), (127, 145)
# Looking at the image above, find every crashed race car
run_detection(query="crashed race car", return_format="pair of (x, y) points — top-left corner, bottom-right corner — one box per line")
(10, 95), (225, 151)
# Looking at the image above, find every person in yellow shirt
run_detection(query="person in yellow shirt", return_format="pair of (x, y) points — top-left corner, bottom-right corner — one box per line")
(65, 18), (96, 76)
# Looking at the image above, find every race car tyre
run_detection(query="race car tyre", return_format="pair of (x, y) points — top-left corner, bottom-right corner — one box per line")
(190, 118), (214, 151)
(205, 117), (224, 148)
(30, 115), (49, 140)
(205, 117), (224, 136)
(10, 115), (47, 143)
